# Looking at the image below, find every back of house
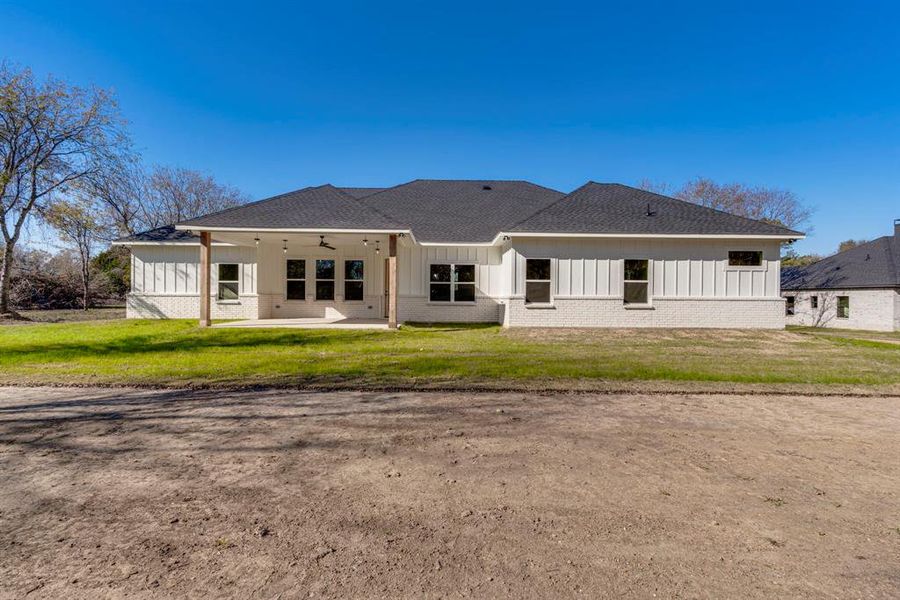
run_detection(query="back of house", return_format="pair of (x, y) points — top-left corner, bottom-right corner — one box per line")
(114, 179), (803, 328)
(782, 219), (900, 332)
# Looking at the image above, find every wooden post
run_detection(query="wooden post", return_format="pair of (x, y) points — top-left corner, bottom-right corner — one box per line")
(388, 234), (398, 328)
(199, 231), (211, 327)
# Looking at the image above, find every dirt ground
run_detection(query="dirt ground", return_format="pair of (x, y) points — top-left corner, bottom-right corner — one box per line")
(0, 387), (898, 599)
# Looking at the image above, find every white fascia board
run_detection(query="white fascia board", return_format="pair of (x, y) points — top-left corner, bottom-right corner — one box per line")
(417, 241), (496, 247)
(494, 232), (805, 243)
(173, 225), (412, 235)
(110, 240), (236, 247)
(172, 225), (419, 245)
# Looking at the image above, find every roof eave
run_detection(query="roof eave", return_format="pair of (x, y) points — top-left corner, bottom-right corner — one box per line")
(496, 231), (804, 243)
(173, 224), (419, 244)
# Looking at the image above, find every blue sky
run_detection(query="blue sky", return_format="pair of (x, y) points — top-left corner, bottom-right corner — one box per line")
(4, 0), (898, 255)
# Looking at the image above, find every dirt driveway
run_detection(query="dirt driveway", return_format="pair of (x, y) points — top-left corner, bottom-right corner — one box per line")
(0, 387), (898, 599)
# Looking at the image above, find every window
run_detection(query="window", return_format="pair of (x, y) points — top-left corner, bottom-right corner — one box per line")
(810, 295), (818, 309)
(429, 263), (475, 302)
(728, 251), (763, 267)
(316, 259), (335, 301)
(344, 260), (364, 301)
(623, 259), (649, 304)
(785, 295), (795, 316)
(217, 264), (239, 301)
(525, 259), (551, 304)
(286, 259), (306, 300)
(837, 296), (849, 319)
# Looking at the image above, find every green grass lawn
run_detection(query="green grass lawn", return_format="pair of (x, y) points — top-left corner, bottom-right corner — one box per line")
(1, 319), (899, 390)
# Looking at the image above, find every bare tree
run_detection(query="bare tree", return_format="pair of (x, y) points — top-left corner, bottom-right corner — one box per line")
(44, 198), (109, 309)
(837, 239), (867, 254)
(81, 154), (147, 237)
(0, 64), (126, 316)
(139, 166), (246, 229)
(637, 177), (812, 232)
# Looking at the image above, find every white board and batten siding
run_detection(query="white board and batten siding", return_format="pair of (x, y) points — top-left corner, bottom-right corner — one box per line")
(131, 245), (257, 296)
(397, 244), (505, 298)
(508, 238), (782, 299)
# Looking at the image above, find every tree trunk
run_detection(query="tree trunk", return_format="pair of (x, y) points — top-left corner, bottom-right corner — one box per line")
(0, 244), (14, 315)
(81, 250), (91, 311)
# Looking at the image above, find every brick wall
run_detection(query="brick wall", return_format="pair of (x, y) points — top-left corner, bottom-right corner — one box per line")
(398, 296), (502, 323)
(783, 289), (898, 332)
(125, 294), (259, 320)
(505, 297), (784, 328)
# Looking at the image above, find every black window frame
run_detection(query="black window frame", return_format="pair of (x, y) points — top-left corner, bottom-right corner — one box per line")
(785, 295), (796, 316)
(429, 263), (476, 303)
(727, 250), (764, 267)
(315, 259), (336, 301)
(217, 263), (240, 301)
(285, 259), (306, 301)
(343, 259), (365, 302)
(810, 295), (818, 309)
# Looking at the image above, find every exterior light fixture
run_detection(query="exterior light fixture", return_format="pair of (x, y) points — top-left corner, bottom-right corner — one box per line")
(375, 241), (381, 255)
(254, 236), (260, 246)
(282, 239), (288, 254)
(363, 238), (368, 246)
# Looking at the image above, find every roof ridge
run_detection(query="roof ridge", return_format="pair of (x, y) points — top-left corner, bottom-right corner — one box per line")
(608, 183), (804, 237)
(507, 181), (594, 230)
(328, 184), (407, 228)
(176, 184), (322, 226)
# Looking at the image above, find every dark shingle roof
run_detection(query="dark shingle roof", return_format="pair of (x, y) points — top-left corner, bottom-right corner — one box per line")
(360, 179), (565, 243)
(510, 183), (803, 237)
(119, 180), (807, 245)
(178, 184), (404, 231)
(782, 235), (900, 290)
(115, 225), (199, 243)
(339, 187), (386, 199)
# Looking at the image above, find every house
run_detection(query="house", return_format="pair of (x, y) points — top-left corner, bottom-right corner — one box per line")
(114, 180), (803, 328)
(781, 219), (900, 332)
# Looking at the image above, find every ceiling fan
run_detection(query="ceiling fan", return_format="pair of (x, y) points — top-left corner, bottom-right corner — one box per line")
(318, 235), (336, 250)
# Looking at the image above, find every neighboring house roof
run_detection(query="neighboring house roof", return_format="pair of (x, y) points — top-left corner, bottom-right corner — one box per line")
(510, 182), (803, 237)
(177, 184), (405, 231)
(782, 235), (900, 290)
(116, 179), (805, 245)
(359, 179), (565, 243)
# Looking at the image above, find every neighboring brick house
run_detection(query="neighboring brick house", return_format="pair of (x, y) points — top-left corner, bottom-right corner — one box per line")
(114, 180), (803, 328)
(781, 220), (900, 332)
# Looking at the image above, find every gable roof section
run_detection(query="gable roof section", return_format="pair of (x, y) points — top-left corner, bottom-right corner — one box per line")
(177, 184), (405, 231)
(339, 187), (386, 199)
(360, 179), (565, 243)
(115, 225), (199, 244)
(782, 235), (899, 290)
(510, 182), (803, 238)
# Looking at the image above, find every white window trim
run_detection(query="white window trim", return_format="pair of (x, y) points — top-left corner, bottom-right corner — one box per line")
(285, 258), (307, 303)
(216, 263), (240, 303)
(725, 250), (766, 271)
(524, 257), (553, 307)
(427, 262), (477, 304)
(342, 258), (366, 303)
(623, 258), (651, 307)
